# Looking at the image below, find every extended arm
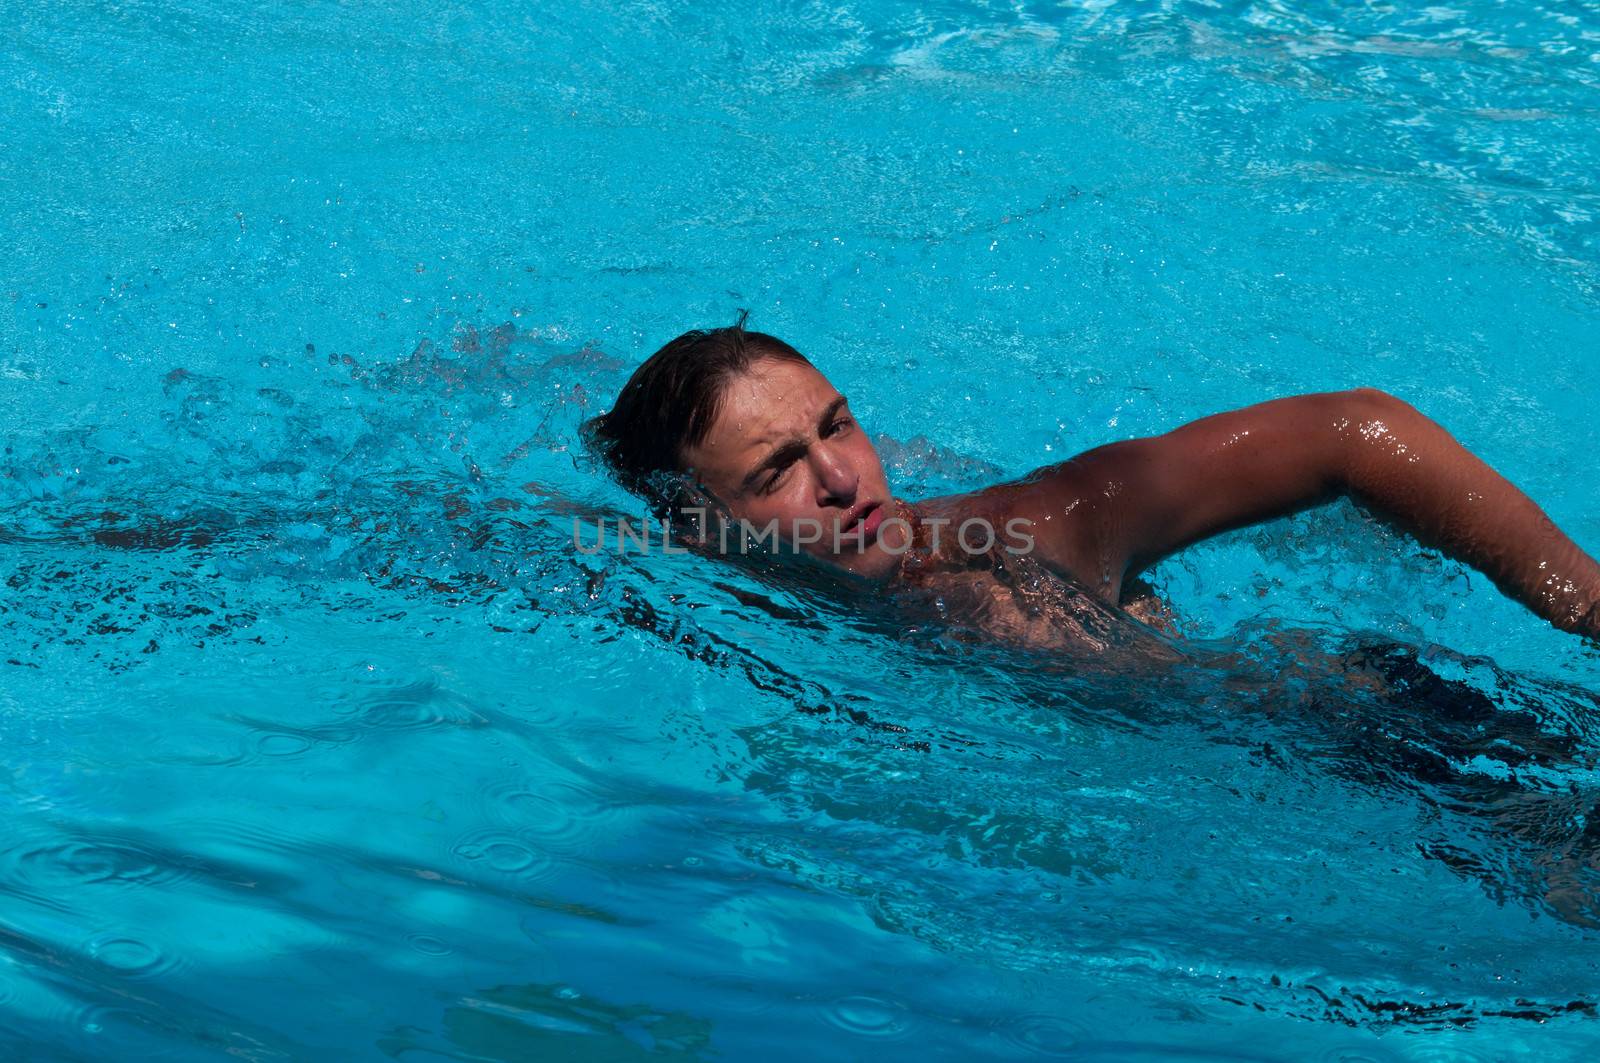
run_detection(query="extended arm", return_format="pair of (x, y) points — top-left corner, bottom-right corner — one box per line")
(1030, 389), (1600, 637)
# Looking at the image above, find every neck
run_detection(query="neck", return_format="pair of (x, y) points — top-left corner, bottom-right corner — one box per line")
(840, 498), (926, 586)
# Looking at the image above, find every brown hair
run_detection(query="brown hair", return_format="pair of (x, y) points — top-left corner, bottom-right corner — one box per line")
(582, 311), (810, 506)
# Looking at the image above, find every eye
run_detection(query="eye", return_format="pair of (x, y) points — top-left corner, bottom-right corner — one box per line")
(824, 416), (853, 437)
(758, 465), (791, 495)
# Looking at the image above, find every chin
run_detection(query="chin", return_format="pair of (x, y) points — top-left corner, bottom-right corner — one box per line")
(828, 547), (899, 581)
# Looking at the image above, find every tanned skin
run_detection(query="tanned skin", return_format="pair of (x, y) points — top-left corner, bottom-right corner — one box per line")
(680, 360), (1600, 642)
(1011, 387), (1600, 637)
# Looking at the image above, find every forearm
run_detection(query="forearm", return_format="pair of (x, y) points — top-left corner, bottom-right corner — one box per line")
(1336, 390), (1600, 637)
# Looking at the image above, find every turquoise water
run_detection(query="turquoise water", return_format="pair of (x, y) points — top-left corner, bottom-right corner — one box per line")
(4, 0), (1600, 1058)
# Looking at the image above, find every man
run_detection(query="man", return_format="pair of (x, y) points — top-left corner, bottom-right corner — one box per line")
(584, 313), (1600, 646)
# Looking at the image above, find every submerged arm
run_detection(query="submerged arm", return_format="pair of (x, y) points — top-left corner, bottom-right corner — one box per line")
(1035, 389), (1600, 637)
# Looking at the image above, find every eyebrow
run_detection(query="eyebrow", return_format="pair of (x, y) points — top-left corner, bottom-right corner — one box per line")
(740, 395), (850, 492)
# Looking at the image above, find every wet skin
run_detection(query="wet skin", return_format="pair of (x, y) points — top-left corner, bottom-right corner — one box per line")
(678, 358), (907, 581)
(679, 357), (1600, 642)
(671, 360), (1600, 930)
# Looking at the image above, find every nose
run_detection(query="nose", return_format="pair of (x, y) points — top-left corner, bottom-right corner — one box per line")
(811, 443), (859, 507)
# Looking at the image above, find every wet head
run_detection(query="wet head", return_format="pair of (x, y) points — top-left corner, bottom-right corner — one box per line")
(680, 357), (906, 579)
(582, 315), (911, 581)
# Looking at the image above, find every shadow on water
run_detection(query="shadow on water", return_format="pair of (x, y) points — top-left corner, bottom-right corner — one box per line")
(6, 322), (1600, 1047)
(712, 596), (1600, 1031)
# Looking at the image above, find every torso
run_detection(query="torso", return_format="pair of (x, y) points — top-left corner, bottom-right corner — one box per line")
(886, 493), (1179, 652)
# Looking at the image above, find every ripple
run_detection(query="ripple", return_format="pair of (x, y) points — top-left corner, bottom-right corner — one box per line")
(8, 839), (192, 892)
(1403, 1046), (1495, 1063)
(1313, 1045), (1409, 1063)
(997, 1012), (1092, 1056)
(153, 816), (349, 903)
(450, 830), (552, 880)
(820, 994), (913, 1040)
(85, 933), (178, 980)
(350, 679), (494, 732)
(404, 933), (453, 956)
(71, 1004), (136, 1040)
(206, 716), (356, 767)
(477, 779), (608, 850)
(256, 732), (314, 757)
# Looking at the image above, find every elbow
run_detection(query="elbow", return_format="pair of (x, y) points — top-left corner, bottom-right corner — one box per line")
(1345, 386), (1413, 417)
(1326, 387), (1420, 492)
(1340, 386), (1425, 435)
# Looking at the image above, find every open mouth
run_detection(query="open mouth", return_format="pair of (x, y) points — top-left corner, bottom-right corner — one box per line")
(839, 501), (885, 545)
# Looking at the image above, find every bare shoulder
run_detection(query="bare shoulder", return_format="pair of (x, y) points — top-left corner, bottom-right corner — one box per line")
(1000, 458), (1125, 599)
(906, 460), (1120, 600)
(902, 391), (1383, 606)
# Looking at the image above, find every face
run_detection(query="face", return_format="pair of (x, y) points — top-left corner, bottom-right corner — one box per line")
(679, 358), (905, 579)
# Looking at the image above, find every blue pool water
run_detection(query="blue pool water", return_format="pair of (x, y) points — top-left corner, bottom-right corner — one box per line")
(4, 0), (1600, 1058)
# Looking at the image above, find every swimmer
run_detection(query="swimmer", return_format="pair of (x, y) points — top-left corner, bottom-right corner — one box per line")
(583, 313), (1600, 648)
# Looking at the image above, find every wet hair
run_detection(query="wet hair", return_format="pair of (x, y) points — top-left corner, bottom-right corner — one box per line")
(582, 311), (811, 507)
